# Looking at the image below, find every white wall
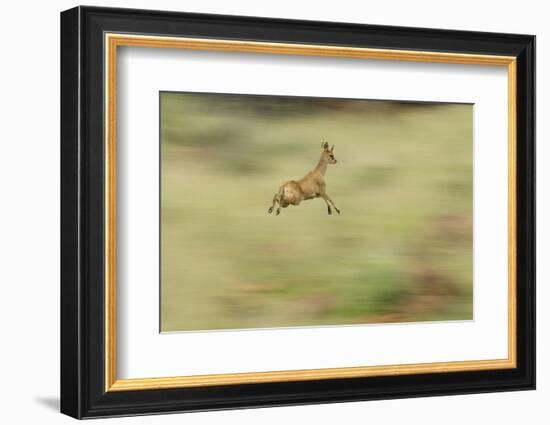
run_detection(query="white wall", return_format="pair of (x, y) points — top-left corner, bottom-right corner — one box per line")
(0, 1), (545, 423)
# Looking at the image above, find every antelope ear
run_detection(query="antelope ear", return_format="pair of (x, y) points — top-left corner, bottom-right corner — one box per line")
(330, 145), (335, 153)
(322, 142), (329, 150)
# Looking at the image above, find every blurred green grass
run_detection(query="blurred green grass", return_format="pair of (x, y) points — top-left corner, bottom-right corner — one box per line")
(160, 92), (473, 332)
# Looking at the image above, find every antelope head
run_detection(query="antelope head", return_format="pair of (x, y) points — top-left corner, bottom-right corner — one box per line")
(321, 142), (337, 164)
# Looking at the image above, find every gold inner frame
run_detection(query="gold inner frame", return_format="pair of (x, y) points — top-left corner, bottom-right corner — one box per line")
(104, 33), (517, 392)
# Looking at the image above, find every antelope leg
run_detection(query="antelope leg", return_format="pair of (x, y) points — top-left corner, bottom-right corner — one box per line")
(320, 194), (332, 215)
(322, 193), (340, 215)
(268, 193), (279, 214)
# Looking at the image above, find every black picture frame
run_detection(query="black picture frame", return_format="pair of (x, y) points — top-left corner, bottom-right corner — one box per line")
(61, 5), (535, 419)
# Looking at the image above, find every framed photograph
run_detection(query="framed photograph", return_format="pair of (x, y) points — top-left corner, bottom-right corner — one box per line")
(60, 6), (535, 419)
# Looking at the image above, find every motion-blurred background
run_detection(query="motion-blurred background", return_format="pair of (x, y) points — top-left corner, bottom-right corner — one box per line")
(160, 91), (473, 332)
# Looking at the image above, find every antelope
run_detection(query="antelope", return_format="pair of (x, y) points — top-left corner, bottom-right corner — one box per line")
(268, 142), (340, 216)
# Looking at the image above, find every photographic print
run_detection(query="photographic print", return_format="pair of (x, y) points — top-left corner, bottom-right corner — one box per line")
(160, 92), (473, 332)
(61, 9), (535, 417)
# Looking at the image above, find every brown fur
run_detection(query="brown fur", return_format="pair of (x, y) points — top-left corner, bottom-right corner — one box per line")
(268, 142), (340, 215)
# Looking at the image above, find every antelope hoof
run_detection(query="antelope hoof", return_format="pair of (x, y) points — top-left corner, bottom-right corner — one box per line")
(327, 206), (332, 215)
(276, 208), (280, 216)
(335, 207), (340, 214)
(268, 206), (273, 214)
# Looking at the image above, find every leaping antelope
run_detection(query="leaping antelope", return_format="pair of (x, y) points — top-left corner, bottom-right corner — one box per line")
(268, 142), (340, 216)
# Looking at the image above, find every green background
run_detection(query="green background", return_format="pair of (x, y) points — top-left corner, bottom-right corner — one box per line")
(160, 92), (473, 332)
